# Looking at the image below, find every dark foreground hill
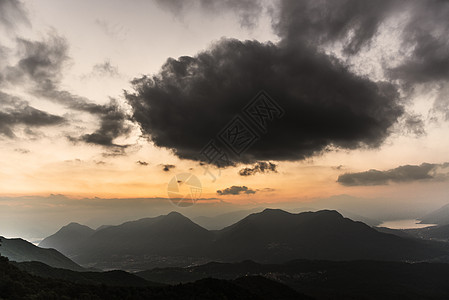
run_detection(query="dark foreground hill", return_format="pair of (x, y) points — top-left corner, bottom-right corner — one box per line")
(40, 209), (449, 270)
(137, 259), (449, 299)
(12, 260), (161, 287)
(0, 255), (306, 300)
(0, 236), (83, 271)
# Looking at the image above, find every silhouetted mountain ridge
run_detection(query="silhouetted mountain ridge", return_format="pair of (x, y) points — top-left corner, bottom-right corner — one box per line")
(40, 209), (448, 270)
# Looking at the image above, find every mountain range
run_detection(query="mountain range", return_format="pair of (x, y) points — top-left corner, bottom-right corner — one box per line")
(39, 209), (448, 270)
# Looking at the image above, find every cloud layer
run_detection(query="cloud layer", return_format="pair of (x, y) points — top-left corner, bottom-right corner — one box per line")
(337, 163), (449, 186)
(217, 185), (256, 195)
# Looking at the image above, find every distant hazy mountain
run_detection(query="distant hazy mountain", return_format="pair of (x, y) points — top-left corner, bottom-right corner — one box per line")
(39, 222), (95, 257)
(42, 209), (447, 270)
(420, 203), (449, 225)
(209, 209), (444, 262)
(0, 236), (83, 271)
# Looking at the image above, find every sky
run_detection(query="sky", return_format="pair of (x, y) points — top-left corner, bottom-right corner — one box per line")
(1, 0), (449, 239)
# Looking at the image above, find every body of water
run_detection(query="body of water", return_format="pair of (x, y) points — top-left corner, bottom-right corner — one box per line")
(379, 219), (436, 229)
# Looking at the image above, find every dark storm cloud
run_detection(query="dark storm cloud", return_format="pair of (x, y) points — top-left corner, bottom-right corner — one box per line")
(162, 164), (176, 172)
(0, 92), (65, 138)
(337, 163), (449, 186)
(126, 38), (403, 164)
(239, 161), (277, 176)
(217, 185), (256, 195)
(3, 34), (131, 148)
(155, 0), (263, 28)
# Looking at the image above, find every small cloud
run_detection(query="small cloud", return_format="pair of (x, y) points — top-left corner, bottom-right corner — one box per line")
(101, 147), (127, 157)
(95, 19), (128, 40)
(217, 185), (256, 195)
(162, 164), (176, 172)
(14, 148), (30, 154)
(238, 161), (278, 176)
(91, 60), (120, 77)
(401, 113), (426, 137)
(137, 160), (148, 166)
(258, 187), (276, 192)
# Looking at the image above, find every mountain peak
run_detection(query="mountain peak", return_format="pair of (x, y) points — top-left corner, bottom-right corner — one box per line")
(63, 222), (91, 229)
(313, 209), (343, 218)
(166, 211), (185, 217)
(260, 208), (291, 216)
(163, 211), (190, 221)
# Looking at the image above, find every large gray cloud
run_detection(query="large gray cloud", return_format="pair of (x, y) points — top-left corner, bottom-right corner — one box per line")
(337, 163), (449, 186)
(126, 38), (403, 164)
